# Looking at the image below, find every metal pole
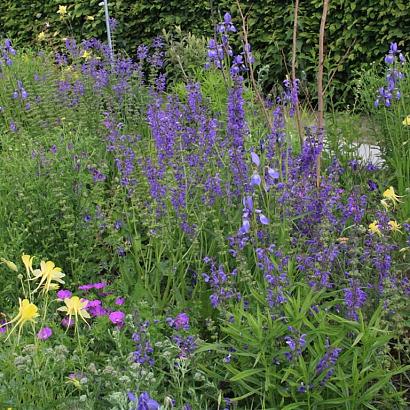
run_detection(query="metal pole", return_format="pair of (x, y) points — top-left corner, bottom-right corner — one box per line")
(103, 0), (114, 61)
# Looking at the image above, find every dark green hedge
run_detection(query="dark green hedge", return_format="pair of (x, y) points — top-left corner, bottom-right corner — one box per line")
(1, 0), (409, 103)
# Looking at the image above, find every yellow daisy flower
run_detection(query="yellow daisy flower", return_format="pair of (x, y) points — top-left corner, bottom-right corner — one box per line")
(86, 15), (95, 21)
(402, 115), (410, 126)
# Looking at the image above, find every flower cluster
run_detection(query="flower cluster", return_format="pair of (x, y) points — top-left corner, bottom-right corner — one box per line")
(202, 258), (241, 308)
(316, 344), (342, 386)
(0, 38), (16, 68)
(133, 321), (155, 367)
(375, 42), (405, 107)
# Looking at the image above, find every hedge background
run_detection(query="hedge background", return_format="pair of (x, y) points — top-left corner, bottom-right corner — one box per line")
(1, 0), (409, 103)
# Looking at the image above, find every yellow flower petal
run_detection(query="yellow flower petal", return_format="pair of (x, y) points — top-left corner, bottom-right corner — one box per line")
(4, 298), (39, 342)
(81, 50), (91, 60)
(388, 220), (402, 233)
(21, 254), (34, 276)
(57, 5), (67, 16)
(402, 115), (410, 126)
(31, 260), (65, 294)
(368, 220), (382, 236)
(382, 186), (404, 209)
(59, 296), (90, 325)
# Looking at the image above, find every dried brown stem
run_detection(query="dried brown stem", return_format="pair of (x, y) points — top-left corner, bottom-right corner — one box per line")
(316, 0), (329, 188)
(323, 39), (356, 95)
(292, 0), (304, 146)
(236, 0), (272, 130)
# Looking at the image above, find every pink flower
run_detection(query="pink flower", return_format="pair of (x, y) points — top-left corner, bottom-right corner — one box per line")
(57, 289), (72, 300)
(109, 311), (125, 326)
(115, 297), (125, 305)
(37, 327), (52, 340)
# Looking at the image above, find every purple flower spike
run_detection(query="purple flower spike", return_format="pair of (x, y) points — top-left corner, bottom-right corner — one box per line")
(173, 313), (190, 330)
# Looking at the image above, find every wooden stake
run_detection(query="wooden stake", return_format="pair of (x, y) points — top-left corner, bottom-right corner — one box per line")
(316, 0), (329, 187)
(236, 0), (273, 130)
(292, 0), (304, 146)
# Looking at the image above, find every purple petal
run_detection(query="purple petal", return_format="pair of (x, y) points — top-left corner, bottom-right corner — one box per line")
(250, 173), (261, 186)
(259, 214), (269, 225)
(37, 327), (53, 340)
(267, 167), (280, 179)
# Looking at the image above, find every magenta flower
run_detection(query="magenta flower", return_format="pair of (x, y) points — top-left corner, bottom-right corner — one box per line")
(93, 282), (107, 289)
(61, 316), (75, 328)
(115, 297), (125, 305)
(86, 300), (100, 308)
(0, 318), (7, 334)
(86, 299), (107, 317)
(78, 284), (94, 291)
(109, 311), (125, 326)
(79, 282), (107, 291)
(57, 289), (72, 300)
(37, 327), (52, 340)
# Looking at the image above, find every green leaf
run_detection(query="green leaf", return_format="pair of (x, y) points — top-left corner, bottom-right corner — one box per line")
(230, 368), (264, 382)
